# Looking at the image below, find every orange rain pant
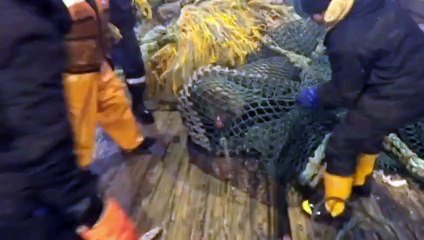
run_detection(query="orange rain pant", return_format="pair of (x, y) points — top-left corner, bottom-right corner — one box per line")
(63, 62), (143, 168)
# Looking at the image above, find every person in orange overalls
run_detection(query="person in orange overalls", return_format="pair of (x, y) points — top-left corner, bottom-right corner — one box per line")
(63, 0), (160, 168)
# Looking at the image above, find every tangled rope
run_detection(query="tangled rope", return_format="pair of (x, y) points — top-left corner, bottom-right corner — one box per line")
(383, 133), (424, 178)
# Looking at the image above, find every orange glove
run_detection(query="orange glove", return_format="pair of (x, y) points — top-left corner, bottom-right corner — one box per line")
(78, 198), (139, 240)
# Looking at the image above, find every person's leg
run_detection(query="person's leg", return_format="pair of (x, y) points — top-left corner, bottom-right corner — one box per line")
(351, 137), (382, 196)
(96, 62), (164, 157)
(302, 110), (384, 221)
(326, 110), (386, 214)
(63, 73), (99, 168)
(110, 4), (154, 124)
(97, 62), (144, 151)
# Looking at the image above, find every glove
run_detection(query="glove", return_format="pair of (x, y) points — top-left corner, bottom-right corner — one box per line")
(134, 0), (153, 19)
(78, 198), (139, 240)
(296, 86), (319, 108)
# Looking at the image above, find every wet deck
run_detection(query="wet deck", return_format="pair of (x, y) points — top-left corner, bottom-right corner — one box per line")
(95, 111), (424, 240)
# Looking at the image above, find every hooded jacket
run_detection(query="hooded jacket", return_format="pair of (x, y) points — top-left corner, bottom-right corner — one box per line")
(317, 0), (424, 128)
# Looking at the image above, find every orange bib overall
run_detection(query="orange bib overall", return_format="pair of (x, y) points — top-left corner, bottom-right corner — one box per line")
(63, 0), (143, 168)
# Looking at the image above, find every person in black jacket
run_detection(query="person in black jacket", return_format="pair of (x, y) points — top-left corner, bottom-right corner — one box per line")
(294, 0), (424, 225)
(110, 0), (155, 124)
(0, 1), (141, 239)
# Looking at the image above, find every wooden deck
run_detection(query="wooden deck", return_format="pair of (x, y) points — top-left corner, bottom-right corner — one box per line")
(95, 111), (424, 240)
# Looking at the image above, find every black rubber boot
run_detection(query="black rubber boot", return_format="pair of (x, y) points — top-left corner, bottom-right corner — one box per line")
(126, 81), (155, 125)
(124, 137), (166, 158)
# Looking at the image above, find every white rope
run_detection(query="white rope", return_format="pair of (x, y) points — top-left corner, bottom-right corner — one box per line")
(383, 133), (424, 177)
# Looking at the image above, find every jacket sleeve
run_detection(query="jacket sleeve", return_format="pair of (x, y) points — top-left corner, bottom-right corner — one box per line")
(316, 40), (370, 109)
(0, 1), (96, 218)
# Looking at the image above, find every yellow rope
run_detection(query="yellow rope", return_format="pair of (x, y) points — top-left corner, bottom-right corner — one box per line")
(145, 0), (290, 96)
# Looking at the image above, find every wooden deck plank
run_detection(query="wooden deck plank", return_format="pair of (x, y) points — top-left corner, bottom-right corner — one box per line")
(99, 110), (424, 239)
(250, 175), (278, 239)
(187, 167), (209, 240)
(135, 113), (186, 235)
(96, 112), (174, 210)
(162, 147), (193, 239)
(288, 175), (424, 240)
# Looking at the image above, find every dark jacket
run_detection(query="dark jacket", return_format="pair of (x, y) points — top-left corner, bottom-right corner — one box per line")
(317, 0), (424, 128)
(0, 0), (97, 232)
(398, 0), (424, 25)
(110, 0), (132, 11)
(110, 0), (146, 78)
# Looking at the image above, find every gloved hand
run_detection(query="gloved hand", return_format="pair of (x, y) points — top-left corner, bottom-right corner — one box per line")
(134, 0), (153, 19)
(296, 86), (319, 108)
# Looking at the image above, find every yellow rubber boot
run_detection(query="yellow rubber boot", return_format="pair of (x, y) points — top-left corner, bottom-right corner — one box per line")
(353, 154), (377, 186)
(301, 172), (353, 222)
(352, 154), (377, 197)
(324, 172), (353, 217)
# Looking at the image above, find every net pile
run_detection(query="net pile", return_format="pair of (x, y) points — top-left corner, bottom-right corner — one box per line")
(177, 14), (424, 185)
(177, 19), (333, 178)
(140, 0), (295, 97)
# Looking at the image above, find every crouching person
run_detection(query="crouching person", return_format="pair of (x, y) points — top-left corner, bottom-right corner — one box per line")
(294, 0), (424, 226)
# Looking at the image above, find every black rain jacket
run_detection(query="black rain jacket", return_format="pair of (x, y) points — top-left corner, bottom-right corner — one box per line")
(0, 0), (97, 227)
(317, 0), (424, 129)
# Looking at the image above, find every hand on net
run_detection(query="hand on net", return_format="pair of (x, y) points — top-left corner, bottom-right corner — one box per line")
(296, 86), (319, 108)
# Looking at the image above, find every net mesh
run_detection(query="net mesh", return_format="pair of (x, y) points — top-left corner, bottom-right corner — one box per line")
(398, 120), (424, 158)
(176, 14), (424, 183)
(177, 18), (331, 178)
(267, 19), (325, 56)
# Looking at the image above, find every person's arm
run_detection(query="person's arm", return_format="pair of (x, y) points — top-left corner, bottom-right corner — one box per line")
(316, 41), (371, 109)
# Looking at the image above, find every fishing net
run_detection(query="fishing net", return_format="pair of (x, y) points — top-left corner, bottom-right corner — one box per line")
(140, 0), (294, 97)
(177, 60), (301, 155)
(266, 19), (325, 56)
(177, 17), (331, 178)
(176, 14), (424, 185)
(131, 1), (424, 186)
(398, 120), (424, 158)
